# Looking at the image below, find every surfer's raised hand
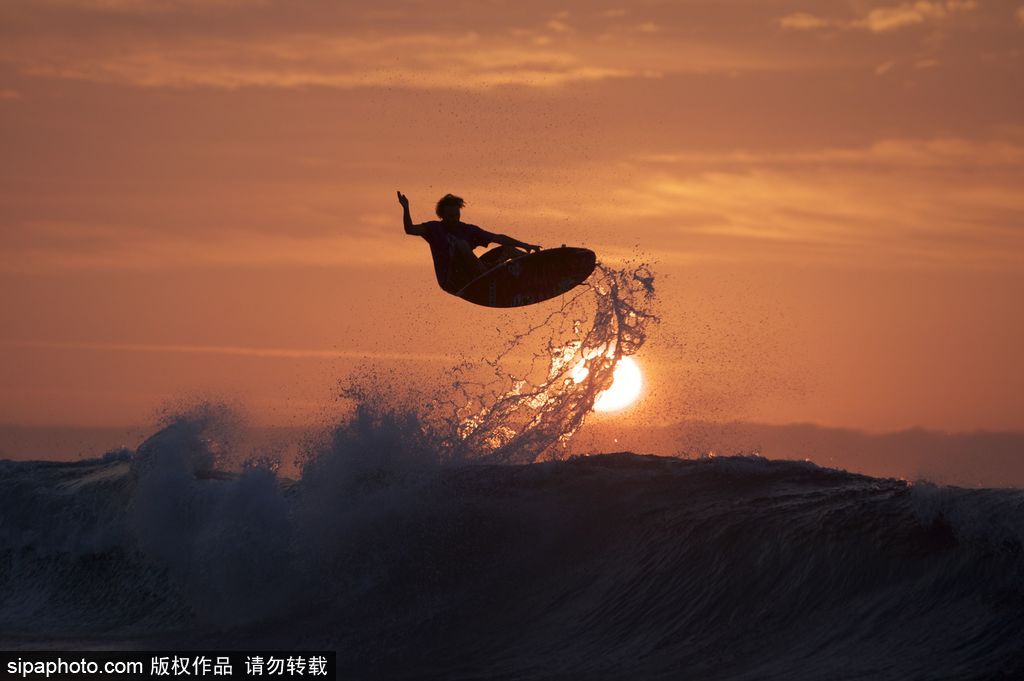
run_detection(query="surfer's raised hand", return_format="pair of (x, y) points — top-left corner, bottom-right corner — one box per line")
(399, 191), (422, 236)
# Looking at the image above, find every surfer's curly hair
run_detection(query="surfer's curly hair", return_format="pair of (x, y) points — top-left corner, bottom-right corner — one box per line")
(435, 193), (465, 218)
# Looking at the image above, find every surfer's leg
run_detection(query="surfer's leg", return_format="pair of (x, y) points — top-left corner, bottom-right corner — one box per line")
(445, 237), (487, 291)
(452, 238), (487, 275)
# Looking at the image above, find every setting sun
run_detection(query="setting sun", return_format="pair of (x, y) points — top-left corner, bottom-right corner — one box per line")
(573, 356), (644, 412)
(595, 356), (644, 412)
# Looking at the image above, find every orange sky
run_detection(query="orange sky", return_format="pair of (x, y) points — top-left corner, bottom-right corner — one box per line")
(1, 0), (1022, 433)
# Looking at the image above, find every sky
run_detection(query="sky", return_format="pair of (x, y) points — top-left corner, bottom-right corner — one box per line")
(1, 0), (1022, 437)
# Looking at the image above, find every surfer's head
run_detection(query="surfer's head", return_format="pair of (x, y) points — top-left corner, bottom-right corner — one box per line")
(435, 194), (465, 222)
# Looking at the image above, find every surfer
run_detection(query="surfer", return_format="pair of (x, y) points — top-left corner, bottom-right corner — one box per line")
(398, 191), (541, 294)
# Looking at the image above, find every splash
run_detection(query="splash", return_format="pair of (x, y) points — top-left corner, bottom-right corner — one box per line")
(435, 260), (659, 464)
(325, 260), (657, 470)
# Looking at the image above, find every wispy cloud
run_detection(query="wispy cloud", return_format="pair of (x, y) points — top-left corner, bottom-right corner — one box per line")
(6, 32), (642, 91)
(861, 0), (976, 32)
(635, 138), (1024, 168)
(0, 338), (451, 362)
(781, 1), (977, 33)
(585, 138), (1024, 269)
(0, 226), (422, 272)
(5, 137), (1021, 272)
(0, 3), (834, 93)
(779, 12), (831, 31)
(38, 0), (263, 12)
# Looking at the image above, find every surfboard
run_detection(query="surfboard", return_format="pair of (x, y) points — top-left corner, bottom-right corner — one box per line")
(455, 246), (597, 308)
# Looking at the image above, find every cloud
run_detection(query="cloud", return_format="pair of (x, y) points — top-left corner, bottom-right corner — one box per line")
(5, 137), (1022, 273)
(3, 28), (802, 91)
(587, 137), (1024, 269)
(1018, 6), (1024, 25)
(7, 32), (642, 91)
(861, 0), (975, 32)
(781, 1), (976, 33)
(546, 18), (573, 34)
(36, 0), (261, 12)
(0, 3), (835, 93)
(0, 223), (424, 272)
(635, 138), (1024, 169)
(0, 339), (452, 363)
(779, 12), (831, 31)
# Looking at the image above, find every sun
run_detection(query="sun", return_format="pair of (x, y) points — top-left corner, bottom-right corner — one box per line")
(595, 356), (644, 411)
(572, 356), (644, 412)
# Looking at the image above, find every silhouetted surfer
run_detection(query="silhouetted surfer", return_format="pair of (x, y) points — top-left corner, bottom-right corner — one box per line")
(398, 191), (541, 294)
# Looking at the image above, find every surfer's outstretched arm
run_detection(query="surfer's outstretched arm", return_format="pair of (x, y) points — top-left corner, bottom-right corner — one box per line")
(490, 232), (541, 253)
(397, 191), (427, 236)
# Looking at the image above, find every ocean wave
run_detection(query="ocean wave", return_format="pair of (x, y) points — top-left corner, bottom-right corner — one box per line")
(2, 412), (1023, 679)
